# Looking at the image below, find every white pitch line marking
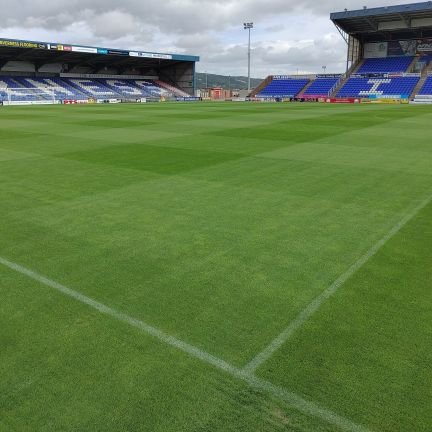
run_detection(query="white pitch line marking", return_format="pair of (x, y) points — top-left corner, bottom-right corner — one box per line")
(243, 192), (432, 375)
(0, 256), (371, 432)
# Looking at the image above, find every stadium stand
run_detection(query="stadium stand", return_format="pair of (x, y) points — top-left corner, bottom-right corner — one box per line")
(0, 76), (53, 101)
(337, 76), (419, 98)
(66, 78), (120, 99)
(303, 77), (340, 97)
(18, 77), (84, 100)
(257, 78), (310, 98)
(156, 80), (190, 97)
(417, 55), (432, 68)
(418, 76), (432, 95)
(356, 56), (413, 73)
(0, 37), (198, 104)
(328, 3), (432, 102)
(0, 76), (189, 102)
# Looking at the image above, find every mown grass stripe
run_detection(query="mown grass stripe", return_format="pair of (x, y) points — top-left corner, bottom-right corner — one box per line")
(243, 192), (432, 374)
(0, 256), (371, 432)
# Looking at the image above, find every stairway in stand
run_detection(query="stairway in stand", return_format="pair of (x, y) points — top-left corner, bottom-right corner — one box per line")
(330, 59), (364, 97)
(250, 75), (273, 97)
(297, 80), (315, 98)
(410, 62), (432, 99)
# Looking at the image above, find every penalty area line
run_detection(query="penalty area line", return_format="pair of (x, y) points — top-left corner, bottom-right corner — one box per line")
(0, 256), (371, 432)
(243, 192), (432, 375)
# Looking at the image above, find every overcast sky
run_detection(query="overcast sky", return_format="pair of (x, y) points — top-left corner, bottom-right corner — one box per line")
(0, 0), (422, 77)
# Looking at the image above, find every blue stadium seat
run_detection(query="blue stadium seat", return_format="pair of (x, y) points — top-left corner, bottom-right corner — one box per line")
(0, 76), (185, 102)
(303, 78), (340, 97)
(419, 76), (432, 95)
(418, 55), (432, 66)
(0, 77), (47, 101)
(16, 77), (85, 100)
(358, 57), (413, 73)
(337, 76), (419, 98)
(258, 78), (310, 98)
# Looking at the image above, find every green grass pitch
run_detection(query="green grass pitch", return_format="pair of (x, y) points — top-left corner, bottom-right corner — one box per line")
(0, 102), (431, 432)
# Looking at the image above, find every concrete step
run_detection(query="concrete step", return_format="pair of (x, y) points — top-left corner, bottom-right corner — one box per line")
(330, 59), (364, 97)
(250, 75), (273, 97)
(297, 79), (315, 98)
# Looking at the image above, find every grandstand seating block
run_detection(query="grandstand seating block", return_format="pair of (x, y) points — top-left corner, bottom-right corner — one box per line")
(303, 78), (340, 97)
(258, 78), (310, 98)
(337, 76), (419, 98)
(358, 57), (413, 73)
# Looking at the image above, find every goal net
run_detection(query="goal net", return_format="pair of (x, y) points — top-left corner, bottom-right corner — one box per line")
(3, 88), (60, 105)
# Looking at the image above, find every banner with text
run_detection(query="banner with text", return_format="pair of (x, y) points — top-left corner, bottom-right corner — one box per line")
(364, 42), (388, 58)
(387, 40), (417, 57)
(0, 39), (47, 50)
(417, 39), (432, 53)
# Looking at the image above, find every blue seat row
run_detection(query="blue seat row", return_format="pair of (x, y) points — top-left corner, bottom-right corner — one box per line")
(419, 76), (432, 95)
(338, 77), (419, 98)
(258, 79), (310, 97)
(303, 78), (340, 96)
(0, 76), (184, 101)
(358, 57), (413, 73)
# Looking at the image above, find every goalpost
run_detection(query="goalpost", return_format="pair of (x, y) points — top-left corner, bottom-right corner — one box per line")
(4, 88), (60, 105)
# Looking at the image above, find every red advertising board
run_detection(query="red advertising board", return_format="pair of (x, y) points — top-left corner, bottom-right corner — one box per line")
(324, 97), (360, 104)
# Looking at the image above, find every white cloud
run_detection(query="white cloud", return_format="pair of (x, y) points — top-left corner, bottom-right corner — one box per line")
(0, 0), (423, 77)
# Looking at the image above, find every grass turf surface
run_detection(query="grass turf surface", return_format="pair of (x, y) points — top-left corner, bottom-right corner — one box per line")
(0, 102), (431, 431)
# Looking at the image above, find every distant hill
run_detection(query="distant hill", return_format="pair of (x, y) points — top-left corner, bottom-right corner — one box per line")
(196, 73), (263, 90)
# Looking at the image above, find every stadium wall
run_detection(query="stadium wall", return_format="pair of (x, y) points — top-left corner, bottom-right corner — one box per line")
(0, 37), (199, 98)
(158, 62), (195, 95)
(364, 39), (432, 58)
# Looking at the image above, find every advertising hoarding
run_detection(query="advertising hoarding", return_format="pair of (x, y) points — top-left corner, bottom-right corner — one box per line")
(417, 39), (432, 53)
(0, 39), (47, 50)
(364, 42), (388, 58)
(387, 40), (417, 56)
(129, 51), (173, 60)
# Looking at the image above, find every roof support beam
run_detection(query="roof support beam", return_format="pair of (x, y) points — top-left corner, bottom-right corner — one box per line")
(10, 48), (35, 61)
(0, 59), (9, 71)
(103, 57), (139, 68)
(46, 52), (77, 63)
(364, 17), (378, 31)
(333, 22), (348, 44)
(398, 13), (411, 28)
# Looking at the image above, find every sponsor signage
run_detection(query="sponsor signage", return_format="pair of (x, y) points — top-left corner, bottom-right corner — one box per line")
(48, 44), (73, 51)
(0, 39), (47, 50)
(417, 39), (432, 53)
(129, 51), (173, 60)
(352, 73), (391, 78)
(0, 38), (190, 62)
(63, 100), (88, 104)
(325, 97), (360, 104)
(96, 99), (122, 104)
(175, 96), (200, 102)
(364, 39), (432, 57)
(367, 94), (406, 99)
(3, 100), (59, 106)
(363, 98), (408, 104)
(71, 46), (98, 54)
(388, 40), (417, 56)
(106, 49), (129, 56)
(364, 42), (388, 58)
(316, 74), (342, 78)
